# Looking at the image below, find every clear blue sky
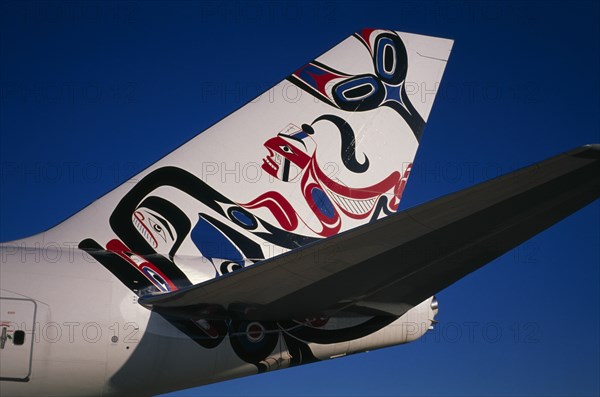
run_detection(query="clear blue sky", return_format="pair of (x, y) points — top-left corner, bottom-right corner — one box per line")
(1, 1), (598, 396)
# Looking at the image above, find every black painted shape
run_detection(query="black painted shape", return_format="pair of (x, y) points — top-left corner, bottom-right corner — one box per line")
(313, 114), (370, 174)
(79, 238), (158, 294)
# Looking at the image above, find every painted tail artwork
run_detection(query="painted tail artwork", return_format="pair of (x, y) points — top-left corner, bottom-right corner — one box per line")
(50, 30), (451, 370)
(4, 26), (600, 397)
(70, 29), (451, 290)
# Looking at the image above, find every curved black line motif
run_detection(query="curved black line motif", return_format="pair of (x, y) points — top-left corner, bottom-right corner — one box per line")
(288, 30), (426, 141)
(79, 68), (412, 370)
(220, 260), (243, 274)
(110, 167), (231, 243)
(358, 31), (408, 85)
(109, 166), (318, 258)
(385, 88), (425, 140)
(311, 60), (350, 79)
(79, 238), (158, 293)
(137, 196), (191, 259)
(369, 195), (394, 223)
(312, 114), (370, 173)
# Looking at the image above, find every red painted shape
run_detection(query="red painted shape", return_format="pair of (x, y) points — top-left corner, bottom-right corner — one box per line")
(241, 191), (299, 231)
(106, 239), (178, 292)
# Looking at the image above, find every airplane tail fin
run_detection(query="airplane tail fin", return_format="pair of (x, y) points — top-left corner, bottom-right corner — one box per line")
(9, 29), (453, 292)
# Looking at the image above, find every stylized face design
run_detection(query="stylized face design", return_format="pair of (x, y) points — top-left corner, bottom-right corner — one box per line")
(261, 126), (315, 182)
(132, 207), (177, 254)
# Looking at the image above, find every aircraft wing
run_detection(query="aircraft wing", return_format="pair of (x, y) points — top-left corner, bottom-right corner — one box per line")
(139, 144), (600, 320)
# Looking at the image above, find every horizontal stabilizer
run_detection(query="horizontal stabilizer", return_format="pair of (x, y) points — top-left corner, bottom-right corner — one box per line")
(139, 145), (600, 320)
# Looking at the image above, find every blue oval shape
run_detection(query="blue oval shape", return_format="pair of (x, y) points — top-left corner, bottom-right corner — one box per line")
(229, 208), (256, 228)
(334, 75), (380, 102)
(311, 187), (335, 219)
(376, 37), (396, 79)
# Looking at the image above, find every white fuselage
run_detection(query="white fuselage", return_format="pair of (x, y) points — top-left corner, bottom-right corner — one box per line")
(0, 244), (435, 397)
